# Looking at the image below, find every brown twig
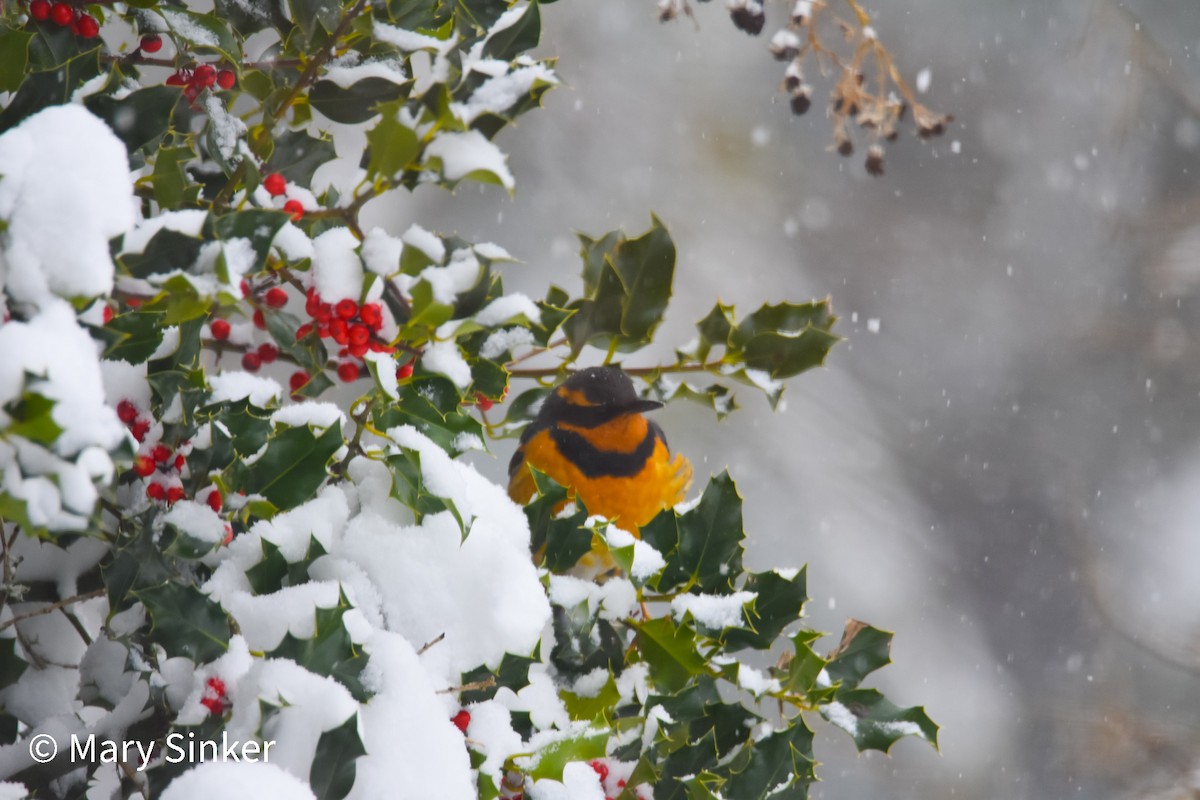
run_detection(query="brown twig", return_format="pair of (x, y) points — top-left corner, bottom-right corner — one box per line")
(0, 589), (106, 634)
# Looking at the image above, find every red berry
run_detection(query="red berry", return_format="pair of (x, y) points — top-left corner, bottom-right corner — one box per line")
(337, 362), (360, 383)
(131, 419), (150, 442)
(216, 69), (236, 90)
(206, 676), (226, 696)
(240, 279), (251, 297)
(451, 710), (470, 733)
(590, 760), (609, 781)
(252, 308), (266, 330)
(30, 0), (50, 20)
(165, 70), (188, 87)
(146, 483), (165, 501)
(263, 173), (287, 197)
(117, 399), (138, 424)
(289, 371), (309, 393)
(139, 33), (162, 52)
(359, 303), (382, 327)
(283, 200), (304, 221)
(314, 303), (332, 323)
(134, 456), (156, 478)
(206, 489), (222, 513)
(265, 287), (288, 308)
(166, 486), (184, 505)
(475, 393), (493, 411)
(242, 352), (261, 372)
(348, 343), (368, 359)
(102, 305), (114, 324)
(49, 2), (73, 26)
(348, 324), (370, 347)
(329, 318), (349, 345)
(193, 64), (216, 87)
(223, 523), (234, 545)
(152, 444), (171, 463)
(74, 13), (97, 37)
(200, 696), (223, 714)
(257, 343), (278, 363)
(335, 299), (358, 320)
(396, 363), (413, 380)
(295, 323), (313, 340)
(210, 318), (231, 340)
(174, 454), (186, 470)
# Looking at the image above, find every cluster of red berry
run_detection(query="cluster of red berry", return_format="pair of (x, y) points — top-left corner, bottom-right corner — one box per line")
(294, 290), (394, 385)
(28, 0), (98, 37)
(208, 312), (281, 374)
(119, 400), (225, 512)
(199, 677), (229, 716)
(262, 172), (306, 221)
(589, 758), (638, 800)
(116, 398), (153, 444)
(166, 63), (236, 104)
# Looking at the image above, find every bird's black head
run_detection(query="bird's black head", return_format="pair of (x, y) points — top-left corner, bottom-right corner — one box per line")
(538, 366), (662, 428)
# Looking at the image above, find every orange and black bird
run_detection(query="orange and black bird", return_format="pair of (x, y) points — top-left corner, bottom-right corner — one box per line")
(507, 366), (692, 534)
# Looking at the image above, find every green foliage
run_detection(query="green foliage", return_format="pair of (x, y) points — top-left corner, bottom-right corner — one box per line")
(0, 0), (935, 796)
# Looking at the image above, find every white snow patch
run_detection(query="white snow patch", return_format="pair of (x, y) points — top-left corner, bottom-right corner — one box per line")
(424, 130), (514, 190)
(671, 591), (756, 629)
(0, 106), (133, 305)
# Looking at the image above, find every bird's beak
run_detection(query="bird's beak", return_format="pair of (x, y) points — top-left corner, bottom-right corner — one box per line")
(625, 399), (663, 414)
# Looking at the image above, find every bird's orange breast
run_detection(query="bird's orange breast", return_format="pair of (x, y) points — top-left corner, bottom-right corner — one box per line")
(508, 414), (692, 533)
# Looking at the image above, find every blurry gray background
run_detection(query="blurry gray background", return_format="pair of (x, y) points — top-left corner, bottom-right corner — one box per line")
(368, 1), (1200, 797)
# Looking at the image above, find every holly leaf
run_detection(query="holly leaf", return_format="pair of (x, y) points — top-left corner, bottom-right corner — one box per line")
(270, 592), (370, 702)
(229, 422), (341, 510)
(822, 688), (939, 753)
(824, 619), (892, 690)
(720, 568), (807, 651)
(136, 582), (229, 662)
(364, 103), (421, 180)
(635, 616), (706, 693)
(564, 216), (675, 354)
(724, 719), (816, 799)
(643, 472), (744, 594)
(308, 713), (366, 800)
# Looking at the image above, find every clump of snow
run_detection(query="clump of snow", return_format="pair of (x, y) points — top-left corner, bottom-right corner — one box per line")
(420, 249), (481, 304)
(361, 228), (404, 275)
(208, 372), (283, 406)
(312, 228), (364, 303)
(272, 223), (315, 262)
(324, 52), (407, 88)
(604, 526), (666, 581)
(271, 403), (345, 431)
(0, 303), (126, 530)
(451, 64), (557, 124)
(529, 760), (606, 800)
(334, 426), (549, 674)
(0, 106), (134, 306)
(671, 591), (757, 629)
(422, 340), (472, 389)
(120, 210), (207, 255)
(475, 293), (542, 327)
(480, 327), (535, 360)
(401, 224), (446, 263)
(203, 95), (247, 164)
(350, 632), (474, 800)
(821, 701), (859, 735)
(549, 575), (637, 621)
(424, 130), (514, 190)
(163, 501), (227, 546)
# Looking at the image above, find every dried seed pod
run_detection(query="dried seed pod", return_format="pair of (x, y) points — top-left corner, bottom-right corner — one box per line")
(791, 0), (812, 25)
(729, 0), (766, 35)
(790, 85), (813, 115)
(865, 144), (885, 176)
(769, 29), (801, 61)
